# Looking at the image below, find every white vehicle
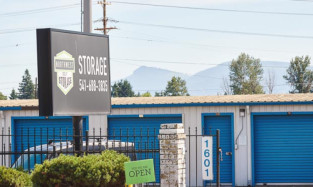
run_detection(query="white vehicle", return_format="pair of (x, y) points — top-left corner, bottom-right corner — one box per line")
(12, 139), (136, 170)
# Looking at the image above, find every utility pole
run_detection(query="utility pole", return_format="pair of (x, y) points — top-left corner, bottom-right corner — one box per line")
(73, 0), (92, 156)
(103, 0), (107, 35)
(81, 0), (83, 32)
(83, 0), (92, 33)
(95, 0), (116, 35)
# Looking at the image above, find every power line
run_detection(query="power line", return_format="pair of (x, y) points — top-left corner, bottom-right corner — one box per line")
(118, 20), (313, 40)
(0, 33), (300, 55)
(0, 32), (307, 56)
(3, 18), (313, 41)
(110, 35), (304, 54)
(0, 3), (80, 17)
(0, 18), (103, 35)
(110, 1), (313, 16)
(0, 22), (81, 35)
(0, 43), (30, 48)
(292, 0), (313, 2)
(0, 63), (37, 68)
(111, 58), (290, 69)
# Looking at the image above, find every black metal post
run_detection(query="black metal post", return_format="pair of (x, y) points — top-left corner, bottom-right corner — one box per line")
(73, 116), (83, 156)
(195, 126), (198, 187)
(216, 129), (220, 187)
(188, 127), (191, 187)
(85, 130), (89, 155)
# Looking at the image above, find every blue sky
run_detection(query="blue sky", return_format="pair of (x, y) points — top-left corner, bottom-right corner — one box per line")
(1, 0), (313, 96)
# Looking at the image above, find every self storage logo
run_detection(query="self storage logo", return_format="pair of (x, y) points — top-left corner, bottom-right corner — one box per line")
(54, 51), (75, 95)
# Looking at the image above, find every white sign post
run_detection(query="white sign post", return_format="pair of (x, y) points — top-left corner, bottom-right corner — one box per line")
(202, 136), (213, 180)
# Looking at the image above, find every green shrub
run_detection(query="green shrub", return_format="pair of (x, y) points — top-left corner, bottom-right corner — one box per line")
(0, 166), (32, 187)
(31, 150), (130, 187)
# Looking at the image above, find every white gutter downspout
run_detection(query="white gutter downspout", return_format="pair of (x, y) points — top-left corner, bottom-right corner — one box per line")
(246, 105), (252, 186)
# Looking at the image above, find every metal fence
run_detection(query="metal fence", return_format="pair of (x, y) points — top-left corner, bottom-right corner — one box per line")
(0, 126), (221, 186)
(0, 127), (160, 185)
(186, 127), (221, 187)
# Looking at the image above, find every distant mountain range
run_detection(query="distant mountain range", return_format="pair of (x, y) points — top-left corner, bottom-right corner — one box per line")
(113, 61), (292, 96)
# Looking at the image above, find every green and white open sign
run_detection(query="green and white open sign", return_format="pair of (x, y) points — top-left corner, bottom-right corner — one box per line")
(124, 159), (156, 185)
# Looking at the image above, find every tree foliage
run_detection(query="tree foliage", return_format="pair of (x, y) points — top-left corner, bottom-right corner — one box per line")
(141, 91), (152, 97)
(154, 91), (165, 97)
(0, 92), (7, 100)
(229, 53), (264, 95)
(9, 89), (18, 100)
(111, 80), (135, 97)
(164, 76), (189, 96)
(283, 56), (313, 93)
(18, 69), (35, 99)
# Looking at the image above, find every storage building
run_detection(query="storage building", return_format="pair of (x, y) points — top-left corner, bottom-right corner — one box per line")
(1, 93), (313, 186)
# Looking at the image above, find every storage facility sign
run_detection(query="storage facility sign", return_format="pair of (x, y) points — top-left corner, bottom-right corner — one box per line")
(124, 159), (156, 185)
(202, 136), (213, 180)
(37, 28), (111, 116)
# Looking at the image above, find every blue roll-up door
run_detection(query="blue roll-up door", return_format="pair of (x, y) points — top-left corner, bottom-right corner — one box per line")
(203, 114), (233, 185)
(108, 115), (182, 183)
(253, 114), (313, 184)
(13, 117), (87, 164)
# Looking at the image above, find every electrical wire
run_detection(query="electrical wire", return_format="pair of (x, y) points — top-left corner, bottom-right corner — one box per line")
(111, 58), (290, 69)
(118, 20), (313, 40)
(0, 33), (305, 55)
(0, 3), (80, 17)
(0, 18), (104, 35)
(0, 22), (81, 34)
(0, 64), (37, 67)
(0, 43), (30, 48)
(109, 1), (313, 16)
(110, 35), (305, 54)
(292, 0), (313, 2)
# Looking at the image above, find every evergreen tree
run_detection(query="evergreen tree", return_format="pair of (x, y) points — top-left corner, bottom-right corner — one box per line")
(9, 89), (18, 100)
(283, 56), (313, 93)
(0, 92), (7, 100)
(111, 80), (135, 97)
(229, 53), (264, 95)
(18, 69), (35, 99)
(164, 76), (189, 96)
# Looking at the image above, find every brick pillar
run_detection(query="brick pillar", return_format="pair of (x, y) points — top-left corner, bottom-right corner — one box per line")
(159, 123), (186, 187)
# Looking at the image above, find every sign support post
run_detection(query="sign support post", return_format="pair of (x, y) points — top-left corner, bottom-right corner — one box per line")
(73, 116), (83, 155)
(72, 1), (92, 155)
(216, 129), (220, 187)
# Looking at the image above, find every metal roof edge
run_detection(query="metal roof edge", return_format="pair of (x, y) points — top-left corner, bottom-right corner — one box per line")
(112, 101), (313, 108)
(0, 107), (22, 111)
(1, 101), (313, 110)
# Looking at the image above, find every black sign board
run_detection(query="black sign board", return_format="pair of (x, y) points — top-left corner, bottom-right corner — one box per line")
(37, 28), (111, 116)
